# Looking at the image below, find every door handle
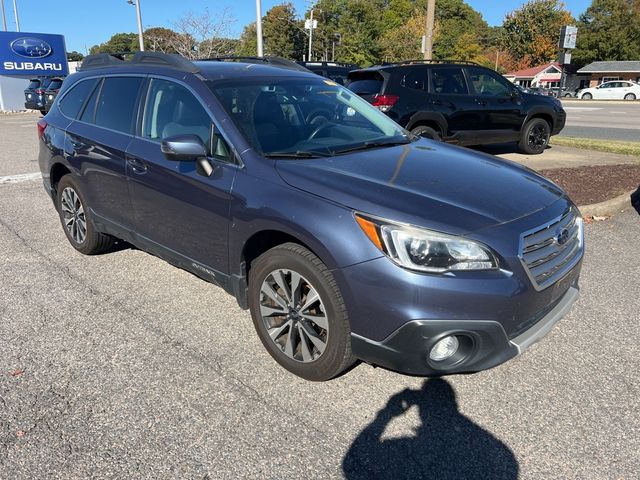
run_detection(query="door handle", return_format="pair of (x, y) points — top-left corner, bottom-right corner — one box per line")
(126, 155), (147, 174)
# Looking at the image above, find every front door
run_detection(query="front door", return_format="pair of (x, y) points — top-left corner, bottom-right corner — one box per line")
(126, 78), (236, 278)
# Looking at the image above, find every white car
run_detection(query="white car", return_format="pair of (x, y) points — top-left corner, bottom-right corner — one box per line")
(579, 81), (640, 100)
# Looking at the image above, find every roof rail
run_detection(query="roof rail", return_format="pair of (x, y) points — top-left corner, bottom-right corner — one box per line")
(78, 51), (199, 73)
(201, 55), (311, 73)
(78, 53), (125, 70)
(392, 59), (480, 66)
(299, 61), (360, 68)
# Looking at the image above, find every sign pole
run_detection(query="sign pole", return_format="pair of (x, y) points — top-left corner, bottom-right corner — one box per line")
(255, 0), (263, 57)
(2, 1), (8, 31)
(12, 0), (19, 32)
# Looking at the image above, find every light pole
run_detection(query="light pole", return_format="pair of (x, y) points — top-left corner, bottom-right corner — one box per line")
(127, 0), (144, 51)
(1, 0), (8, 31)
(423, 0), (435, 60)
(12, 0), (19, 32)
(307, 9), (314, 61)
(255, 0), (263, 57)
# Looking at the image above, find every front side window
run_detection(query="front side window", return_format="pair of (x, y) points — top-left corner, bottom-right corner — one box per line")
(208, 77), (408, 157)
(142, 79), (214, 155)
(59, 79), (99, 119)
(94, 77), (143, 134)
(431, 68), (469, 95)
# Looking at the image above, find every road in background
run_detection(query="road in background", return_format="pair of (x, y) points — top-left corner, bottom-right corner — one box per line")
(560, 100), (640, 142)
(1, 114), (639, 479)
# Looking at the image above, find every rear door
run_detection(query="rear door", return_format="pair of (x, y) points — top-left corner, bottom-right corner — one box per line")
(64, 75), (144, 227)
(428, 66), (480, 133)
(466, 66), (524, 132)
(125, 77), (236, 276)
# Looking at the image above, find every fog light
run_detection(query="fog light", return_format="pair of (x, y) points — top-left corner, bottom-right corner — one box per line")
(429, 335), (459, 362)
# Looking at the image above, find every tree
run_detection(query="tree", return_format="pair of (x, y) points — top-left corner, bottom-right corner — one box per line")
(171, 7), (236, 59)
(573, 0), (640, 67)
(66, 51), (84, 61)
(143, 27), (180, 53)
(380, 13), (425, 61)
(262, 3), (305, 59)
(501, 0), (573, 67)
(236, 22), (258, 56)
(89, 32), (139, 55)
(432, 0), (490, 60)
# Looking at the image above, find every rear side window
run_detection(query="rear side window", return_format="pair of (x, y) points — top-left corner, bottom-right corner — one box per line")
(431, 68), (469, 95)
(59, 79), (99, 119)
(402, 69), (427, 91)
(47, 79), (63, 90)
(94, 77), (143, 134)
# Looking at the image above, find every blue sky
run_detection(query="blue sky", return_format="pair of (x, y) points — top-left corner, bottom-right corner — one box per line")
(6, 0), (592, 54)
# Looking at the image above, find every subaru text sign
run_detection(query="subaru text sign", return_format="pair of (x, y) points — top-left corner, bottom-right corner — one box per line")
(0, 31), (68, 76)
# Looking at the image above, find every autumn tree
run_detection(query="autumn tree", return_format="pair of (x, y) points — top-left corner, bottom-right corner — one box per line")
(501, 0), (573, 68)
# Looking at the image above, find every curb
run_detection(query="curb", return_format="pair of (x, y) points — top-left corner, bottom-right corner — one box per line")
(578, 190), (635, 218)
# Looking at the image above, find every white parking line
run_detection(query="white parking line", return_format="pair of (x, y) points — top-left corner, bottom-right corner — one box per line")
(563, 107), (603, 111)
(0, 172), (42, 185)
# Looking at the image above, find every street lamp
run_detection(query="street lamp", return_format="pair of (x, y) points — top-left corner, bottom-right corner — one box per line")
(255, 0), (263, 57)
(127, 0), (144, 51)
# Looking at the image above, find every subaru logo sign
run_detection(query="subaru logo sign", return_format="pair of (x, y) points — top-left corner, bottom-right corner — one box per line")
(10, 37), (52, 58)
(556, 228), (570, 245)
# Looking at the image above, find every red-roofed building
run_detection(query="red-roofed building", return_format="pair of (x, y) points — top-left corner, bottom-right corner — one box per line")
(504, 62), (590, 92)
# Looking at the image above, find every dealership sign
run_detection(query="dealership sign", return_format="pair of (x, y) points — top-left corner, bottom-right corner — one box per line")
(0, 31), (68, 76)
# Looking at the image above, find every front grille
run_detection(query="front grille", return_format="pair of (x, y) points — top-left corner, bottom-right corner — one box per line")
(519, 208), (583, 291)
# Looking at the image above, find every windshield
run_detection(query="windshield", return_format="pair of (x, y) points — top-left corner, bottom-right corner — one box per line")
(208, 77), (409, 157)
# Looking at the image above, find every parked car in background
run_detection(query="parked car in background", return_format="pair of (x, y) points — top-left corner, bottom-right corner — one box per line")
(522, 86), (555, 96)
(549, 87), (577, 98)
(43, 77), (64, 113)
(347, 60), (566, 154)
(298, 61), (359, 85)
(38, 52), (583, 381)
(578, 81), (640, 100)
(24, 77), (53, 114)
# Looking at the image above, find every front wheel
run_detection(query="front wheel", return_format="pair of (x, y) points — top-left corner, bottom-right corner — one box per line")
(518, 118), (551, 155)
(248, 243), (355, 381)
(624, 93), (636, 101)
(581, 92), (592, 100)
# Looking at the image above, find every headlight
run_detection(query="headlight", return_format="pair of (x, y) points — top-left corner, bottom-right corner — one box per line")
(355, 214), (498, 273)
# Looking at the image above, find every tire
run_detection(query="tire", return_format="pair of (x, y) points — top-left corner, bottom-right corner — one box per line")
(56, 175), (115, 255)
(518, 118), (551, 155)
(411, 125), (442, 141)
(248, 243), (355, 381)
(624, 93), (636, 101)
(564, 93), (572, 98)
(581, 93), (592, 100)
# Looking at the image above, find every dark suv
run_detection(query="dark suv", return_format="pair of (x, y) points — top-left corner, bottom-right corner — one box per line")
(43, 77), (64, 113)
(38, 52), (583, 381)
(298, 61), (359, 85)
(347, 61), (567, 154)
(24, 77), (53, 113)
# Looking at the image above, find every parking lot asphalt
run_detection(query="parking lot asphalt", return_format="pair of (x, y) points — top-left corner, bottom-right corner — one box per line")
(1, 113), (639, 479)
(560, 100), (640, 142)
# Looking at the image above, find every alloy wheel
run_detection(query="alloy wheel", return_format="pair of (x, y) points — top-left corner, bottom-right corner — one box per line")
(528, 124), (548, 151)
(259, 269), (329, 363)
(60, 187), (87, 244)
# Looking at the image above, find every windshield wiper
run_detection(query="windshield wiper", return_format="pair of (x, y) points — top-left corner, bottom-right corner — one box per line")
(264, 150), (330, 159)
(331, 138), (412, 155)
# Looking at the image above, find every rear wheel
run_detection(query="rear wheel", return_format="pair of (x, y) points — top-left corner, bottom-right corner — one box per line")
(248, 243), (355, 381)
(581, 92), (592, 100)
(518, 118), (550, 155)
(411, 125), (442, 141)
(624, 93), (636, 101)
(56, 175), (115, 255)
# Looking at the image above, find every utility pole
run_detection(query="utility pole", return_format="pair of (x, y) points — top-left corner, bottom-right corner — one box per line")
(308, 9), (314, 61)
(1, 0), (8, 31)
(12, 0), (19, 32)
(255, 0), (263, 57)
(495, 50), (499, 70)
(423, 0), (435, 60)
(134, 0), (144, 51)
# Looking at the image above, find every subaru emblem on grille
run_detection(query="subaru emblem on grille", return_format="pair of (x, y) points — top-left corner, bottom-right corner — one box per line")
(556, 228), (570, 245)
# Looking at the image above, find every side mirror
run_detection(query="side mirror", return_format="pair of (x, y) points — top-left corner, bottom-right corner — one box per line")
(161, 134), (207, 162)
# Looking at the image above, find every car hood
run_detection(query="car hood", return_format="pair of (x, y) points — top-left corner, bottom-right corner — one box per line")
(275, 141), (567, 235)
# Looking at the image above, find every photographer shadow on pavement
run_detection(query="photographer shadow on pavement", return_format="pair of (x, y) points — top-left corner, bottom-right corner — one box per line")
(342, 378), (519, 480)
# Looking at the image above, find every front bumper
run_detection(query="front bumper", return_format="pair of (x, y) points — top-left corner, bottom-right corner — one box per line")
(351, 283), (579, 376)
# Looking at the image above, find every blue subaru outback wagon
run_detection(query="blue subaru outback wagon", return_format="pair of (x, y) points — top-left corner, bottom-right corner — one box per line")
(37, 52), (584, 381)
